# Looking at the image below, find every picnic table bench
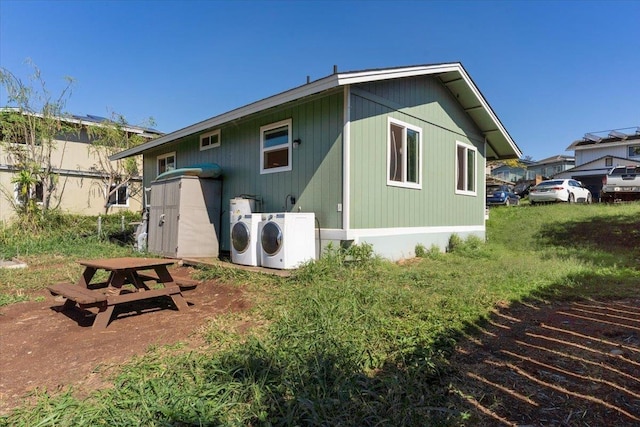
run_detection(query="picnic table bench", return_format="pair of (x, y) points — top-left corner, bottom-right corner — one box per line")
(48, 257), (192, 329)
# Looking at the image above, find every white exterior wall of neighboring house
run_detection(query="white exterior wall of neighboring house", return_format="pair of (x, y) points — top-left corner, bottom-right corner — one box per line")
(575, 143), (632, 165)
(0, 116), (156, 224)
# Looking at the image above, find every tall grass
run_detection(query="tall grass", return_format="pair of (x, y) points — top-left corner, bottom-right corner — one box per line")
(2, 203), (639, 425)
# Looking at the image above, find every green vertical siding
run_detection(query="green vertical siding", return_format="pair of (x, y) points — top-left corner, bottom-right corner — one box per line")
(143, 90), (344, 251)
(349, 76), (486, 229)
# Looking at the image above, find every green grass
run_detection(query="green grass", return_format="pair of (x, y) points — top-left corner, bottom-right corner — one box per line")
(1, 203), (640, 426)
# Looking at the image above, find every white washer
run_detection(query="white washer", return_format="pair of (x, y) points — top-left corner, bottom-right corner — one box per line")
(230, 213), (264, 266)
(260, 212), (316, 269)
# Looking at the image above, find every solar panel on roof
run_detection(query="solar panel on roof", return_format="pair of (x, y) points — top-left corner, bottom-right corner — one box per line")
(609, 130), (628, 139)
(584, 133), (602, 142)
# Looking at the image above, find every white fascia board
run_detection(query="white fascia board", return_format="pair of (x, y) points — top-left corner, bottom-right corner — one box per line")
(335, 63), (462, 85)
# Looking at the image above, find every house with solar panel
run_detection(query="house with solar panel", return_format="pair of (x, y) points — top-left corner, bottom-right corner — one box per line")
(112, 63), (521, 263)
(0, 112), (162, 223)
(555, 127), (640, 200)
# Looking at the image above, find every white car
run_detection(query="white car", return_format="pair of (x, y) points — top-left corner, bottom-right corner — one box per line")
(529, 179), (592, 205)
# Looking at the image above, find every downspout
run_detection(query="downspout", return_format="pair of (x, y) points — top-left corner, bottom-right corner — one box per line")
(343, 85), (351, 236)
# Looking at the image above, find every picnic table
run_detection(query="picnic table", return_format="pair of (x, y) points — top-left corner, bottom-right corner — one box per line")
(48, 257), (191, 329)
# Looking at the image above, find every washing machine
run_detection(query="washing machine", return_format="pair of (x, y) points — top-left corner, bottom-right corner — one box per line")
(260, 212), (316, 269)
(230, 213), (264, 266)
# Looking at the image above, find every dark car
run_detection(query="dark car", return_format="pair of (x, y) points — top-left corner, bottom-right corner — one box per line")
(486, 184), (520, 206)
(513, 181), (533, 198)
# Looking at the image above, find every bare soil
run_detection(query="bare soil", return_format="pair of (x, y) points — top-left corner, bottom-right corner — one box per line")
(0, 266), (249, 415)
(1, 267), (639, 425)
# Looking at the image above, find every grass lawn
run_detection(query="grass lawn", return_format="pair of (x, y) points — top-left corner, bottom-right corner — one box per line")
(1, 203), (639, 425)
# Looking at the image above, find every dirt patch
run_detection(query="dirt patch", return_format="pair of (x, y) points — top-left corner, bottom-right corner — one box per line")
(450, 298), (640, 426)
(0, 266), (249, 415)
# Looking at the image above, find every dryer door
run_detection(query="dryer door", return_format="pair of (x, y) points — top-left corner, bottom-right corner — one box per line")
(261, 221), (283, 256)
(231, 221), (251, 254)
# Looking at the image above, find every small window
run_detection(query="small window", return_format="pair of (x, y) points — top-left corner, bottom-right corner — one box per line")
(200, 129), (220, 150)
(157, 152), (176, 176)
(260, 119), (292, 174)
(14, 181), (43, 205)
(628, 146), (640, 158)
(456, 142), (477, 195)
(605, 157), (613, 167)
(107, 183), (128, 207)
(387, 118), (422, 189)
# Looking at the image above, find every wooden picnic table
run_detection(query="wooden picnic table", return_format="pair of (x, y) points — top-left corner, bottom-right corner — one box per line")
(48, 257), (189, 329)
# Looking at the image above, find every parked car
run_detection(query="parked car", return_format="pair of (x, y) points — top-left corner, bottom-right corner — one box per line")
(486, 184), (520, 206)
(513, 181), (533, 198)
(529, 179), (592, 205)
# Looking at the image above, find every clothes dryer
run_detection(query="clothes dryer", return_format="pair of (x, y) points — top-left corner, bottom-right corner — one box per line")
(260, 212), (315, 269)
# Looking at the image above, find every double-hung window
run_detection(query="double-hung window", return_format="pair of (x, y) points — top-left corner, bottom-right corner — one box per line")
(387, 118), (422, 189)
(455, 141), (477, 195)
(157, 152), (176, 176)
(200, 129), (220, 150)
(260, 119), (292, 174)
(628, 145), (640, 158)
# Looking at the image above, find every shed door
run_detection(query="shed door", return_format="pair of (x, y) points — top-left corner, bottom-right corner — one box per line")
(148, 179), (181, 257)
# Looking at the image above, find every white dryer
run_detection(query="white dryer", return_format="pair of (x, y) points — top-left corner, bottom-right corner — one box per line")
(231, 213), (264, 266)
(260, 212), (316, 269)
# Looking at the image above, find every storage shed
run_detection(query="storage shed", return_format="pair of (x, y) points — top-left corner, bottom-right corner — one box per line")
(148, 166), (222, 258)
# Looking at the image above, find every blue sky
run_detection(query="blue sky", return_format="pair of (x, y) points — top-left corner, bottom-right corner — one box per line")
(1, 0), (638, 161)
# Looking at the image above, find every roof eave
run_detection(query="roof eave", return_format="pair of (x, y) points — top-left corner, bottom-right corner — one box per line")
(111, 62), (521, 161)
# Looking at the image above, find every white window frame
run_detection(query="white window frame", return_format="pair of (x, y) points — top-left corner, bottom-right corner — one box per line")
(387, 117), (423, 189)
(260, 119), (292, 174)
(13, 181), (43, 205)
(455, 141), (477, 196)
(107, 183), (129, 207)
(157, 152), (176, 176)
(200, 129), (220, 151)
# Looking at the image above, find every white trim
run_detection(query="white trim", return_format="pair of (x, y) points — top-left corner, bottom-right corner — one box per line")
(157, 151), (176, 176)
(260, 119), (292, 174)
(200, 129), (221, 150)
(455, 141), (478, 196)
(107, 183), (129, 208)
(387, 117), (423, 189)
(343, 86), (351, 232)
(319, 225), (485, 241)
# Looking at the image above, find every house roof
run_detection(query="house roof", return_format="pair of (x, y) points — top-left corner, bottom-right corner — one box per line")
(1, 108), (163, 138)
(529, 154), (574, 166)
(567, 127), (640, 151)
(111, 62), (521, 160)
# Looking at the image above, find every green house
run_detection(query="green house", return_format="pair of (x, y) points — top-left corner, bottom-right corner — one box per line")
(112, 63), (521, 260)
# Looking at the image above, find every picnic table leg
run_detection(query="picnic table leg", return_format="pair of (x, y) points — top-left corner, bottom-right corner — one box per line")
(170, 294), (189, 310)
(93, 304), (115, 330)
(77, 267), (98, 287)
(62, 298), (76, 311)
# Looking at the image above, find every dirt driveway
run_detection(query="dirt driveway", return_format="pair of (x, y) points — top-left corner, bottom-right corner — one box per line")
(0, 266), (249, 414)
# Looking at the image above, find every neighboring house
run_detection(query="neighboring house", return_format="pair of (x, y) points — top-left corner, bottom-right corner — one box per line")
(112, 62), (521, 260)
(556, 127), (640, 200)
(0, 113), (162, 223)
(489, 158), (536, 183)
(527, 155), (575, 179)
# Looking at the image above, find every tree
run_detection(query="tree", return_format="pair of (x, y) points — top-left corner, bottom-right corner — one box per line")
(86, 112), (155, 214)
(0, 61), (75, 224)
